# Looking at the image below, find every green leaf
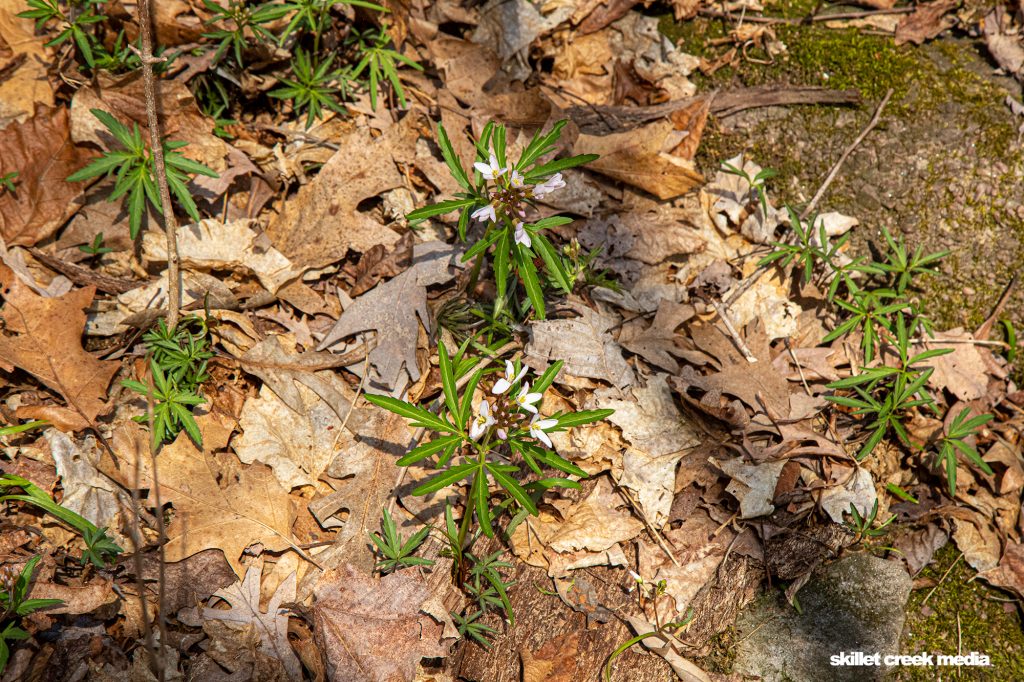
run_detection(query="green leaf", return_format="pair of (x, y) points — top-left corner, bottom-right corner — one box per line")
(494, 227), (511, 298)
(437, 341), (460, 422)
(525, 153), (598, 179)
(364, 394), (455, 433)
(514, 243), (545, 319)
(554, 409), (614, 428)
(437, 124), (470, 190)
(411, 462), (475, 495)
(397, 434), (464, 467)
(407, 197), (477, 221)
(532, 232), (572, 293)
(487, 463), (537, 516)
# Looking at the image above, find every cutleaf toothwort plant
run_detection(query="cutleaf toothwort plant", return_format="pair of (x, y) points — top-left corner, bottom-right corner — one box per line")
(366, 342), (611, 548)
(407, 121), (597, 319)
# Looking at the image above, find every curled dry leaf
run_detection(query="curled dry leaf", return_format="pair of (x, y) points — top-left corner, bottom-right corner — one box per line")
(526, 302), (635, 388)
(713, 457), (787, 519)
(266, 118), (415, 270)
(894, 0), (960, 46)
(318, 241), (460, 390)
(311, 563), (452, 682)
(0, 106), (96, 247)
(574, 120), (703, 199)
(0, 267), (119, 430)
(0, 0), (55, 124)
(47, 429), (129, 536)
(520, 632), (580, 682)
(595, 374), (701, 525)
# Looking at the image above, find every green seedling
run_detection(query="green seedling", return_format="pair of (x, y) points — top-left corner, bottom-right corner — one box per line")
(66, 109), (218, 239)
(0, 173), (17, 195)
(18, 0), (106, 67)
(934, 408), (993, 497)
(78, 232), (113, 256)
(1, 556), (64, 674)
(275, 0), (386, 47)
(0, 475), (122, 568)
(845, 499), (894, 541)
(368, 507), (434, 574)
(350, 24), (423, 110)
(202, 0), (288, 66)
(269, 48), (346, 129)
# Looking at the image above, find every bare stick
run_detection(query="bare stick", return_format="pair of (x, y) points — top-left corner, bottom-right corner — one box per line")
(699, 7), (914, 25)
(144, 370), (168, 682)
(710, 300), (758, 363)
(802, 87), (894, 220)
(137, 0), (181, 330)
(726, 88), (895, 308)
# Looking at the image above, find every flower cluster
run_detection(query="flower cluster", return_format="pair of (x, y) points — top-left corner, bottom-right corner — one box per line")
(470, 360), (556, 446)
(407, 119), (596, 319)
(470, 153), (566, 249)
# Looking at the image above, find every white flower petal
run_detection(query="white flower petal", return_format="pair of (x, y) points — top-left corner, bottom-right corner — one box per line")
(534, 430), (553, 448)
(492, 378), (511, 395)
(514, 222), (531, 248)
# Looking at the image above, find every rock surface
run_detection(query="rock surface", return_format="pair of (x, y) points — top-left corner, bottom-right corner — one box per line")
(733, 553), (912, 682)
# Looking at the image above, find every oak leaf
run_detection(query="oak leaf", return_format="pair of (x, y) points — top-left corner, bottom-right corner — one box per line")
(110, 414), (300, 577)
(0, 267), (118, 430)
(179, 565), (302, 681)
(574, 120), (702, 199)
(318, 242), (459, 389)
(311, 563), (452, 682)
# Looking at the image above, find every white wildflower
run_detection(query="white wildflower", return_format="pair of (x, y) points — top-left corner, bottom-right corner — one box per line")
(492, 360), (527, 395)
(514, 382), (542, 414)
(471, 204), (496, 223)
(513, 221), (532, 248)
(532, 172), (565, 199)
(474, 153), (506, 181)
(469, 399), (495, 440)
(509, 169), (526, 188)
(528, 414), (557, 448)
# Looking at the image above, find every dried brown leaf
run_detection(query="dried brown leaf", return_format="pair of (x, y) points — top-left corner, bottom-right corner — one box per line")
(110, 414), (300, 577)
(894, 0), (959, 46)
(0, 268), (118, 429)
(311, 563), (451, 682)
(0, 106), (95, 246)
(318, 241), (458, 389)
(574, 120), (703, 199)
(526, 302), (635, 388)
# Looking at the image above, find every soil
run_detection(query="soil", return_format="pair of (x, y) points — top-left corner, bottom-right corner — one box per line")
(653, 6), (1024, 676)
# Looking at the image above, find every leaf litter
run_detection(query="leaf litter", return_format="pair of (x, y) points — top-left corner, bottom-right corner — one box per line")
(0, 1), (1021, 680)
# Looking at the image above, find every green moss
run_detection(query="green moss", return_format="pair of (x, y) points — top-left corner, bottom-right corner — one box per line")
(898, 543), (1024, 681)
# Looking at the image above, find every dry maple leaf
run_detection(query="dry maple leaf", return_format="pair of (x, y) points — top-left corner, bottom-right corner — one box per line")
(110, 414), (301, 577)
(318, 241), (459, 390)
(574, 120), (703, 199)
(311, 563), (451, 682)
(0, 106), (95, 246)
(0, 267), (118, 430)
(179, 564), (302, 681)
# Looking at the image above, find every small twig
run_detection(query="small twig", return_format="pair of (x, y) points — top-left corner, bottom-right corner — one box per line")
(710, 300), (757, 363)
(923, 552), (963, 606)
(617, 487), (680, 567)
(726, 88), (895, 308)
(144, 368), (168, 669)
(786, 339), (813, 396)
(803, 88), (894, 219)
(137, 0), (181, 331)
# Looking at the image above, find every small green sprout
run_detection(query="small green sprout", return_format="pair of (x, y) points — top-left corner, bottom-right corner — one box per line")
(18, 0), (106, 68)
(269, 48), (347, 129)
(934, 408), (993, 497)
(368, 508), (435, 574)
(845, 499), (894, 541)
(1, 556), (63, 674)
(78, 232), (113, 257)
(66, 109), (218, 239)
(0, 173), (17, 195)
(350, 24), (423, 110)
(202, 0), (288, 66)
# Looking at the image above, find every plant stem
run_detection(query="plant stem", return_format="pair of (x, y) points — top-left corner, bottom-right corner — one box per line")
(137, 0), (181, 330)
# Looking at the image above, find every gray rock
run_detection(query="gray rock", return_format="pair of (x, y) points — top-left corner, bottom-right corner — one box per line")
(734, 553), (912, 682)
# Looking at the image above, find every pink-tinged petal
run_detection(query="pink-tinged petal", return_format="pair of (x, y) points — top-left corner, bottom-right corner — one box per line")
(514, 222), (532, 248)
(496, 427), (508, 440)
